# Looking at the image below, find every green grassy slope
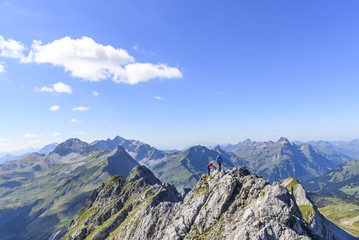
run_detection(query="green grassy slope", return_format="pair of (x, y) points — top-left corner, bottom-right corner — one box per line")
(319, 204), (359, 237)
(0, 146), (138, 240)
(304, 159), (359, 198)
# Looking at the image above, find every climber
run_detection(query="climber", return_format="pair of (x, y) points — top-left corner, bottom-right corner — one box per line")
(207, 161), (216, 176)
(216, 154), (222, 172)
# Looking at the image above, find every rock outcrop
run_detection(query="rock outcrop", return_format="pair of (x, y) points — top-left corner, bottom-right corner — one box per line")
(62, 165), (355, 240)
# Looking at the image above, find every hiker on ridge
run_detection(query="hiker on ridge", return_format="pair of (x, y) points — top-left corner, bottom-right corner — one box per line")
(216, 154), (222, 172)
(207, 161), (216, 176)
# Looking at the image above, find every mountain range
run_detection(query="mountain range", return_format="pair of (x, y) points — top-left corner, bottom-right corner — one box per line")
(296, 139), (359, 159)
(0, 143), (58, 164)
(0, 138), (138, 240)
(220, 137), (351, 183)
(92, 136), (166, 166)
(0, 135), (358, 239)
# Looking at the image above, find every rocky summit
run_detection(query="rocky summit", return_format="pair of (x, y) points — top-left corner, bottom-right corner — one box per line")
(62, 165), (357, 240)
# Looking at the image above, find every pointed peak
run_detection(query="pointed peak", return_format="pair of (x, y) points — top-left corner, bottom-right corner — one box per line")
(113, 135), (124, 141)
(277, 137), (290, 143)
(214, 145), (222, 151)
(127, 165), (161, 185)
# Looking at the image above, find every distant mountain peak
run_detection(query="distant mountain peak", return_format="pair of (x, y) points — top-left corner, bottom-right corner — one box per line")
(38, 142), (58, 155)
(51, 138), (97, 157)
(277, 137), (290, 143)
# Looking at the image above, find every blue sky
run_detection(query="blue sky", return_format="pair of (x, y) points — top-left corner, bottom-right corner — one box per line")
(1, 0), (359, 152)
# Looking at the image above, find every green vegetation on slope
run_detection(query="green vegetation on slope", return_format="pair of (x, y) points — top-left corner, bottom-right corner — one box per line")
(319, 204), (359, 237)
(0, 150), (116, 240)
(303, 159), (359, 198)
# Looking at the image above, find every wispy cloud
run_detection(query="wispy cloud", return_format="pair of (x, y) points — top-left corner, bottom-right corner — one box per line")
(34, 81), (72, 94)
(49, 105), (60, 111)
(70, 118), (82, 123)
(24, 139), (45, 148)
(24, 133), (42, 138)
(72, 106), (90, 111)
(0, 62), (5, 72)
(1, 35), (182, 85)
(52, 132), (62, 136)
(132, 45), (144, 54)
(92, 90), (99, 96)
(0, 139), (13, 152)
(153, 96), (164, 100)
(0, 35), (26, 59)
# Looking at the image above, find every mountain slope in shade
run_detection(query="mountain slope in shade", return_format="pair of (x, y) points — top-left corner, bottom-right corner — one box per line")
(0, 139), (138, 240)
(92, 136), (166, 166)
(303, 158), (359, 198)
(63, 165), (356, 240)
(150, 145), (245, 189)
(222, 137), (351, 183)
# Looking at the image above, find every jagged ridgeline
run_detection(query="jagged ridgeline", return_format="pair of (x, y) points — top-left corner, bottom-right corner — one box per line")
(62, 165), (356, 240)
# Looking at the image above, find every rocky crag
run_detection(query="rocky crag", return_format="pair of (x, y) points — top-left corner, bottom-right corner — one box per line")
(62, 165), (357, 240)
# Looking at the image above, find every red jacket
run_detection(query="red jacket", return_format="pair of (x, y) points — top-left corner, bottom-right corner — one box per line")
(207, 163), (213, 168)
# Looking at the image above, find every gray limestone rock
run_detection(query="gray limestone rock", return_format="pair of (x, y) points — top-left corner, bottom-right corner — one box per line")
(63, 165), (356, 240)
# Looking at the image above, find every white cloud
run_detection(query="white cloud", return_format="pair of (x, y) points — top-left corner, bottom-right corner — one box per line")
(25, 140), (45, 149)
(34, 86), (53, 92)
(117, 63), (182, 85)
(24, 133), (42, 138)
(53, 82), (72, 93)
(25, 36), (134, 81)
(72, 106), (90, 111)
(133, 45), (139, 51)
(92, 90), (99, 96)
(1, 35), (182, 85)
(0, 62), (5, 72)
(49, 105), (60, 111)
(0, 35), (26, 59)
(52, 132), (62, 136)
(70, 118), (82, 123)
(153, 96), (164, 100)
(34, 81), (72, 94)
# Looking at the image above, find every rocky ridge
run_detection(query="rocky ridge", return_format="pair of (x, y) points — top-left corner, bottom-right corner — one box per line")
(62, 165), (354, 240)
